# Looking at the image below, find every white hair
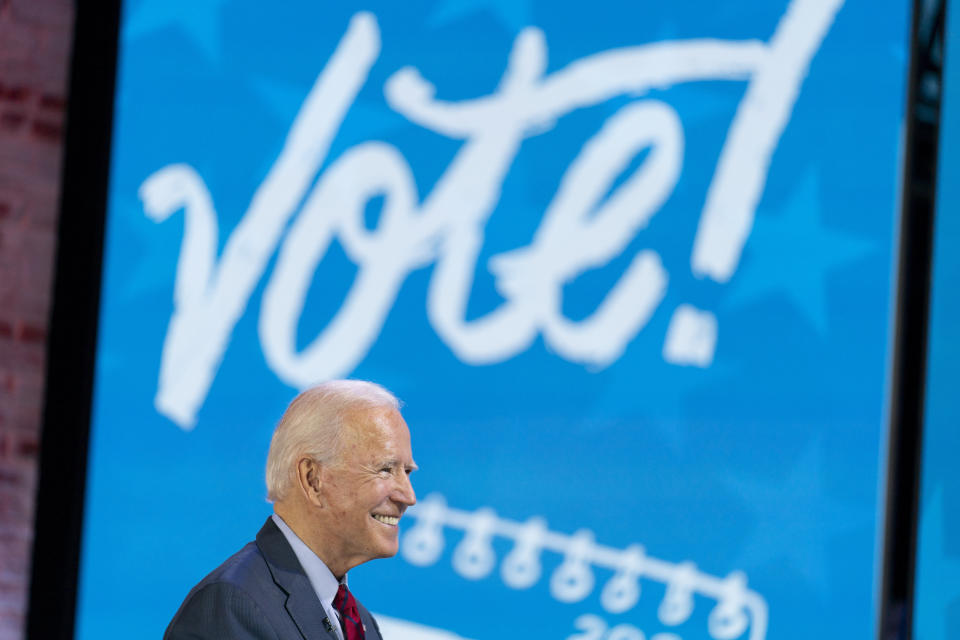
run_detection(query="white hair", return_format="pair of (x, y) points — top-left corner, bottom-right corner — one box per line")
(265, 380), (399, 503)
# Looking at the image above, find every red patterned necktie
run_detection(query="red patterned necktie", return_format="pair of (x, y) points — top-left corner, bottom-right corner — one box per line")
(333, 584), (365, 640)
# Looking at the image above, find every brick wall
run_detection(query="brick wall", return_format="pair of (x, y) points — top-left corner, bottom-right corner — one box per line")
(0, 0), (74, 638)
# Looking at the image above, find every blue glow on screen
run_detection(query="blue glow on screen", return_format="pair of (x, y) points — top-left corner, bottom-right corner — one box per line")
(76, 1), (910, 638)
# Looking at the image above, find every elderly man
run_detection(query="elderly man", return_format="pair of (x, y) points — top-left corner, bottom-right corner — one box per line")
(165, 380), (417, 639)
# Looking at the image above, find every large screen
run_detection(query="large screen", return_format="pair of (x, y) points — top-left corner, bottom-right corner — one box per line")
(76, 0), (911, 638)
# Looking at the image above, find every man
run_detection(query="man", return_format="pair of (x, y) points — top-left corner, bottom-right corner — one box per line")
(165, 380), (417, 639)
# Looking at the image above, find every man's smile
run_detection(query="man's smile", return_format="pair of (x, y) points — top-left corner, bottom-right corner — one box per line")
(371, 514), (400, 526)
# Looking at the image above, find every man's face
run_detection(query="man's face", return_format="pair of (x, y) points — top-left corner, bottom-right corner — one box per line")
(319, 406), (417, 574)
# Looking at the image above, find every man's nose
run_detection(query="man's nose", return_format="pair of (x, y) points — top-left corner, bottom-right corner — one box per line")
(395, 472), (416, 506)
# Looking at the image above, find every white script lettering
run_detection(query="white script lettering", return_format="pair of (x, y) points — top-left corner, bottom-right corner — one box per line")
(140, 0), (845, 428)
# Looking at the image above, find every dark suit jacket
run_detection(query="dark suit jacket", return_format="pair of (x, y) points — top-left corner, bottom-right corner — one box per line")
(164, 517), (383, 640)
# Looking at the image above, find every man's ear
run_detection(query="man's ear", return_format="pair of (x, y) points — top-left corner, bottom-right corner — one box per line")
(296, 457), (324, 507)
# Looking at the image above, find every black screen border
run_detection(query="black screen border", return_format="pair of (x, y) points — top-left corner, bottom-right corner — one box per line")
(878, 0), (947, 638)
(26, 0), (122, 637)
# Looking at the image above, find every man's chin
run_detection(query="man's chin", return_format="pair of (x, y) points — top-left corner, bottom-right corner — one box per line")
(375, 536), (400, 559)
(366, 525), (400, 557)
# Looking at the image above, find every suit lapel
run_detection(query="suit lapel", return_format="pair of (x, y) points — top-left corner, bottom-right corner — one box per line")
(356, 602), (383, 640)
(256, 518), (340, 640)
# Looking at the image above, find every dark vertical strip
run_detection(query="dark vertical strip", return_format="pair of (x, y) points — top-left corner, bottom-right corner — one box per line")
(26, 0), (122, 638)
(879, 1), (945, 639)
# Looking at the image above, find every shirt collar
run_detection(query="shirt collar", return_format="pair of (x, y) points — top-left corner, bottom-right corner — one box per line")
(271, 513), (346, 610)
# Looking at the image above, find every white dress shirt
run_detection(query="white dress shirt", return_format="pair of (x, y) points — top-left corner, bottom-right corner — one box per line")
(272, 513), (347, 640)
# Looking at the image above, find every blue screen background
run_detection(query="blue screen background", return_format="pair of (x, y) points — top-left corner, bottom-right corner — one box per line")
(75, 1), (911, 638)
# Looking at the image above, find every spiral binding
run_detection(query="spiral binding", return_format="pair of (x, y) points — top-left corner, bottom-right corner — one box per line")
(401, 493), (768, 640)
